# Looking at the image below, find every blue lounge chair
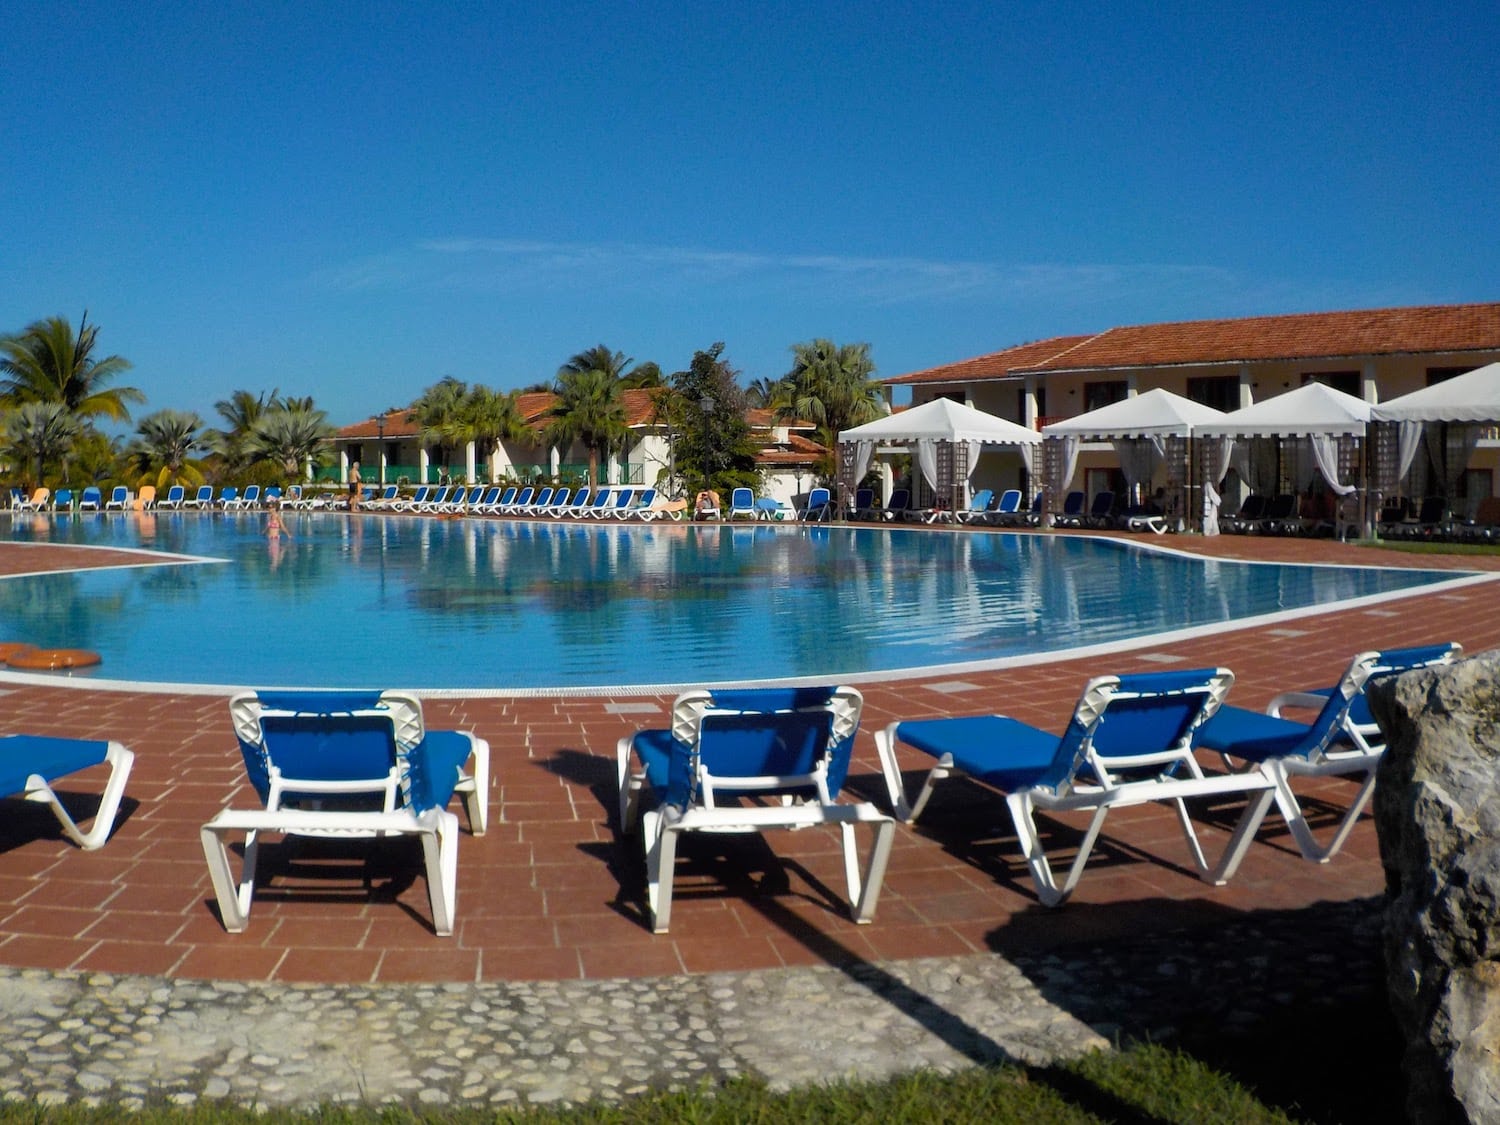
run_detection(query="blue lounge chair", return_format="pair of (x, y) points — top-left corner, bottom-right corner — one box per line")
(200, 690), (490, 935)
(956, 488), (1000, 525)
(616, 685), (894, 933)
(103, 485), (130, 510)
(158, 484), (186, 510)
(1082, 490), (1116, 528)
(51, 488), (73, 512)
(1194, 643), (1461, 863)
(541, 486), (570, 515)
(582, 487), (614, 517)
(523, 486), (554, 515)
(798, 486), (833, 522)
(877, 487), (911, 522)
(239, 484), (262, 509)
(979, 488), (1021, 527)
(556, 486), (590, 517)
(728, 487), (757, 520)
(615, 487), (655, 519)
(1052, 490), (1087, 528)
(1, 734), (135, 850)
(216, 486), (239, 510)
(77, 486), (103, 512)
(851, 487), (875, 519)
(873, 668), (1277, 906)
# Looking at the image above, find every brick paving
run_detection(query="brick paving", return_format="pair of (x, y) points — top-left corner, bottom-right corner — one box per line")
(1, 525), (1496, 986)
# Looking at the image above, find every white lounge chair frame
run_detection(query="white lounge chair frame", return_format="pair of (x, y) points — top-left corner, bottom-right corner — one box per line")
(4, 737), (135, 850)
(200, 691), (489, 936)
(617, 686), (895, 933)
(874, 669), (1277, 906)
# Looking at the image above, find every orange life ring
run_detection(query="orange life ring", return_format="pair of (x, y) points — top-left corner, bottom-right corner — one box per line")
(0, 642), (37, 661)
(6, 648), (102, 670)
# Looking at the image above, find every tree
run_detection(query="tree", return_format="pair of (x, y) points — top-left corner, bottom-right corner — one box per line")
(456, 386), (530, 481)
(780, 339), (884, 478)
(0, 313), (145, 424)
(744, 376), (789, 410)
(251, 406), (333, 479)
(670, 343), (757, 495)
(543, 366), (630, 487)
(125, 410), (207, 489)
(3, 401), (81, 487)
(210, 388), (283, 470)
(409, 377), (469, 473)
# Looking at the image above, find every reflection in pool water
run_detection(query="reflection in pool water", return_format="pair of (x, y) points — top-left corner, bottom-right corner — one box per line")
(0, 510), (1470, 691)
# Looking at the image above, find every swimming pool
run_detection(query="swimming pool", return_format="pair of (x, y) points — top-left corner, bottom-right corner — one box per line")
(0, 511), (1475, 693)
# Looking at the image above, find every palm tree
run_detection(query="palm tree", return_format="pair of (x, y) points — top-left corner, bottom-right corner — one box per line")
(409, 377), (469, 472)
(456, 386), (530, 481)
(0, 313), (145, 424)
(251, 406), (333, 478)
(543, 367), (630, 487)
(3, 401), (81, 487)
(125, 410), (207, 489)
(210, 388), (283, 469)
(744, 376), (789, 410)
(780, 339), (884, 453)
(561, 345), (636, 386)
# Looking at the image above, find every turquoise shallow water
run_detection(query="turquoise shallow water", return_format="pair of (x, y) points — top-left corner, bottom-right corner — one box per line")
(0, 511), (1465, 690)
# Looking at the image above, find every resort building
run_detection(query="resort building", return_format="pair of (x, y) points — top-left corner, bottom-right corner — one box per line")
(884, 301), (1500, 513)
(330, 391), (827, 504)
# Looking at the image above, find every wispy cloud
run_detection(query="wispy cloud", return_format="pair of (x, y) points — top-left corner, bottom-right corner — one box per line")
(310, 237), (1241, 308)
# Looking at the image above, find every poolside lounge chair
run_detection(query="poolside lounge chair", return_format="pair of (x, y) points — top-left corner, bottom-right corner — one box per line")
(51, 489), (72, 512)
(15, 487), (49, 512)
(541, 486), (571, 515)
(1455, 496), (1500, 542)
(201, 690), (490, 935)
(1221, 494), (1267, 534)
(1194, 643), (1460, 863)
(103, 485), (130, 511)
(180, 485), (211, 509)
(876, 487), (912, 522)
(78, 486), (103, 512)
(615, 487), (655, 519)
(158, 484), (186, 510)
(392, 485), (429, 512)
(1, 734), (135, 850)
(873, 668), (1277, 906)
(798, 487), (832, 522)
(727, 488), (757, 521)
(557, 486), (590, 517)
(136, 485), (157, 510)
(523, 486), (554, 515)
(639, 496), (688, 521)
(580, 487), (614, 517)
(961, 488), (1004, 525)
(364, 484), (397, 510)
(1081, 490), (1116, 529)
(616, 685), (895, 933)
(284, 485), (309, 509)
(1052, 490), (1087, 528)
(851, 487), (875, 519)
(601, 487), (636, 517)
(693, 489), (721, 520)
(239, 484), (262, 509)
(415, 486), (450, 512)
(216, 487), (239, 510)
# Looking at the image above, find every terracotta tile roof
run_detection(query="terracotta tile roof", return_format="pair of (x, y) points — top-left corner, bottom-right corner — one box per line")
(884, 335), (1095, 386)
(1019, 302), (1500, 372)
(337, 389), (668, 438)
(756, 432), (827, 466)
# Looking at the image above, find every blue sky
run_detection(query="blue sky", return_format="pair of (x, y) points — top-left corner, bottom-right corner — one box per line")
(2, 2), (1496, 429)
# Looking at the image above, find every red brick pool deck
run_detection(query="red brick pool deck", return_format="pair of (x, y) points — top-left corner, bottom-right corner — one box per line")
(0, 529), (1495, 985)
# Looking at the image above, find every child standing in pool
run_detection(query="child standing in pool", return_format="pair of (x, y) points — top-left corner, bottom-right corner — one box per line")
(265, 499), (287, 539)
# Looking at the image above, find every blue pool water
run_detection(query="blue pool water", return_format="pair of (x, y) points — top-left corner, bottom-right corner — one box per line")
(0, 511), (1469, 691)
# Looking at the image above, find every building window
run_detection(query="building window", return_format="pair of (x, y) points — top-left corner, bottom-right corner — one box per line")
(1186, 376), (1240, 412)
(1428, 366), (1476, 386)
(1301, 371), (1360, 396)
(1083, 380), (1128, 412)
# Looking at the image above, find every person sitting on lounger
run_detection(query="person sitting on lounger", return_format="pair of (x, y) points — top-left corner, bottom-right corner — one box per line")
(694, 489), (721, 520)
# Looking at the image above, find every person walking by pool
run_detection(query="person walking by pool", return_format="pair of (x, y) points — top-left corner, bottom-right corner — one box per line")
(348, 461), (362, 511)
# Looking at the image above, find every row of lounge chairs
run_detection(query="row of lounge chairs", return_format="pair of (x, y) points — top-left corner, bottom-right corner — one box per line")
(10, 484), (299, 513)
(1376, 495), (1500, 543)
(9, 640), (1455, 936)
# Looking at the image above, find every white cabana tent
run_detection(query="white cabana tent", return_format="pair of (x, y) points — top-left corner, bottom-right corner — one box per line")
(1042, 389), (1227, 529)
(1369, 361), (1500, 514)
(1194, 381), (1374, 535)
(837, 397), (1042, 512)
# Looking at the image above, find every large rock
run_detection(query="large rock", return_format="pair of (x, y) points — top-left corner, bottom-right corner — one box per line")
(1371, 652), (1500, 1124)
